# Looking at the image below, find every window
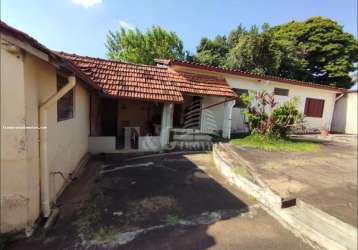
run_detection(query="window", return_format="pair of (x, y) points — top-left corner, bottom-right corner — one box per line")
(274, 88), (289, 96)
(57, 74), (74, 121)
(233, 88), (249, 108)
(304, 98), (324, 118)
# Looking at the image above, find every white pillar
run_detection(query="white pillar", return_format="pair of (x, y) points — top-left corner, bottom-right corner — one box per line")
(222, 100), (235, 139)
(160, 103), (174, 149)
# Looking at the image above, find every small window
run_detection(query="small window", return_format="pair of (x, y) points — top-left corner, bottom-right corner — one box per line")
(57, 74), (74, 121)
(233, 88), (249, 108)
(274, 88), (289, 96)
(304, 98), (324, 118)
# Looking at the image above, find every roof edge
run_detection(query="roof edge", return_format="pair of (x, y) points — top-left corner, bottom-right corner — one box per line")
(155, 59), (345, 93)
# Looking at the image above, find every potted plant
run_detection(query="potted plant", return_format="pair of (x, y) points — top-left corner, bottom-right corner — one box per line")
(320, 125), (329, 137)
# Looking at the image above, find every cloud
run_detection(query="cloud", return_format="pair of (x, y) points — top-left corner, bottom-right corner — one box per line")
(119, 20), (135, 30)
(71, 0), (102, 8)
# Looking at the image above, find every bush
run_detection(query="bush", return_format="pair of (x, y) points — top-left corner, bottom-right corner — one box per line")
(271, 97), (304, 137)
(240, 91), (304, 138)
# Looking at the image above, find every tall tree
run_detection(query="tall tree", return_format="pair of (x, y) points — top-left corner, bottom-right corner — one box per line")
(271, 17), (358, 88)
(194, 17), (358, 88)
(194, 35), (230, 67)
(106, 26), (185, 65)
(225, 31), (282, 75)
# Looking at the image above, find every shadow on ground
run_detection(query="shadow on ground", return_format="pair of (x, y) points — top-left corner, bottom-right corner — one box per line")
(9, 153), (249, 250)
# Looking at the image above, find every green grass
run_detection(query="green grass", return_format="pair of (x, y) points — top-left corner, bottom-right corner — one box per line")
(230, 134), (320, 152)
(162, 214), (180, 225)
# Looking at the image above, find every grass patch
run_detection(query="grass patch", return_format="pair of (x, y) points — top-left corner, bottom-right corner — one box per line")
(162, 214), (180, 225)
(230, 134), (319, 152)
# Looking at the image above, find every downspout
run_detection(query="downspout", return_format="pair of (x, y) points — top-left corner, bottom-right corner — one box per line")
(39, 75), (76, 217)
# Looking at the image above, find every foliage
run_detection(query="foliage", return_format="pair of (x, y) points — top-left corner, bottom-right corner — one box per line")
(194, 35), (230, 67)
(271, 17), (358, 88)
(194, 17), (358, 88)
(230, 134), (319, 152)
(106, 26), (185, 65)
(240, 91), (304, 137)
(272, 97), (304, 137)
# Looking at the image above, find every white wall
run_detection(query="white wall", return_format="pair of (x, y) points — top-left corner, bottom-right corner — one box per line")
(332, 92), (357, 134)
(225, 75), (337, 132)
(201, 96), (225, 134)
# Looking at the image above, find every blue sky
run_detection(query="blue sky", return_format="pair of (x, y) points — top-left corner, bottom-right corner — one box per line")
(1, 0), (357, 58)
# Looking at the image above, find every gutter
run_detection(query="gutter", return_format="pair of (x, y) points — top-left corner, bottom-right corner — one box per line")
(39, 75), (76, 217)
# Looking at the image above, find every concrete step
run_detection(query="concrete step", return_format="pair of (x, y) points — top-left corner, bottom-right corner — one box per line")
(170, 141), (213, 151)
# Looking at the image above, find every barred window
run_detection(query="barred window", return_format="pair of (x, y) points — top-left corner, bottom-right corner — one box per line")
(57, 74), (74, 121)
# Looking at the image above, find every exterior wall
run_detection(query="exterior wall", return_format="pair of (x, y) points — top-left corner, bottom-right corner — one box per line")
(0, 45), (29, 233)
(0, 46), (90, 233)
(201, 96), (226, 134)
(225, 75), (337, 132)
(332, 92), (357, 134)
(171, 65), (338, 133)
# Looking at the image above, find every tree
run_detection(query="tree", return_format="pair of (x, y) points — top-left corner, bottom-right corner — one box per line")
(106, 26), (185, 65)
(194, 36), (230, 67)
(225, 31), (283, 75)
(194, 17), (358, 88)
(270, 17), (358, 88)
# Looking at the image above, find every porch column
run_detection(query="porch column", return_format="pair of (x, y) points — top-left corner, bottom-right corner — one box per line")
(160, 103), (174, 149)
(222, 100), (235, 139)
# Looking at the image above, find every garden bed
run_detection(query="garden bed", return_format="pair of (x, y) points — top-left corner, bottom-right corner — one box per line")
(230, 134), (320, 152)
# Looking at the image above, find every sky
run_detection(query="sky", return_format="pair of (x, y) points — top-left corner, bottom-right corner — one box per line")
(1, 0), (357, 59)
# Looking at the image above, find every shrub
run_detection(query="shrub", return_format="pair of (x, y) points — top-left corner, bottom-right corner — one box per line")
(240, 91), (304, 137)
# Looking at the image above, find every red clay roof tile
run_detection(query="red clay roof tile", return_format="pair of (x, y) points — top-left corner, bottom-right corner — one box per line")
(59, 53), (236, 103)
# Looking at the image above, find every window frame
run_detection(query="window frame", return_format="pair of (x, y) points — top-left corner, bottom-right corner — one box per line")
(274, 88), (289, 96)
(57, 73), (75, 122)
(304, 98), (325, 118)
(232, 88), (249, 108)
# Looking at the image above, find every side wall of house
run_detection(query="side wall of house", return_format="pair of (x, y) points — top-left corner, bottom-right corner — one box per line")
(226, 75), (337, 132)
(0, 45), (30, 233)
(0, 47), (90, 233)
(332, 92), (357, 134)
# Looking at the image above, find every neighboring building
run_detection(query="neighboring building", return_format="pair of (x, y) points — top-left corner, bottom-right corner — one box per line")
(0, 22), (345, 234)
(156, 59), (344, 133)
(332, 89), (358, 134)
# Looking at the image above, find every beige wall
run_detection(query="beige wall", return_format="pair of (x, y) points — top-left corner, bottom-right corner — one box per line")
(332, 92), (357, 134)
(1, 44), (30, 233)
(1, 43), (90, 233)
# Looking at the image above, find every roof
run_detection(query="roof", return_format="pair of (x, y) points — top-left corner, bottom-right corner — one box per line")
(155, 59), (345, 93)
(59, 53), (236, 103)
(0, 21), (100, 92)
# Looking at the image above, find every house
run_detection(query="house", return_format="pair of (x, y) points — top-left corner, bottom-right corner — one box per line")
(155, 59), (345, 134)
(0, 21), (344, 234)
(332, 89), (358, 134)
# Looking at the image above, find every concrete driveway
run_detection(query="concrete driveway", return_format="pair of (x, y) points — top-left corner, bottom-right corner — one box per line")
(232, 135), (357, 227)
(10, 152), (312, 250)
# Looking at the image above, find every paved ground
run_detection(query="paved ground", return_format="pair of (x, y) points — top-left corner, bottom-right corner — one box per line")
(9, 152), (312, 250)
(232, 135), (358, 227)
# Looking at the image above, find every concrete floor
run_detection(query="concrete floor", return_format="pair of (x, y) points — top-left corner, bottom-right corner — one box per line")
(232, 135), (358, 227)
(9, 152), (312, 250)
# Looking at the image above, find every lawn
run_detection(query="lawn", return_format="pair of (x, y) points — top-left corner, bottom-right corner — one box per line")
(230, 134), (320, 152)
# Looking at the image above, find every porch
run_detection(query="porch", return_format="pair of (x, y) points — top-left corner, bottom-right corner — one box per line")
(88, 95), (235, 153)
